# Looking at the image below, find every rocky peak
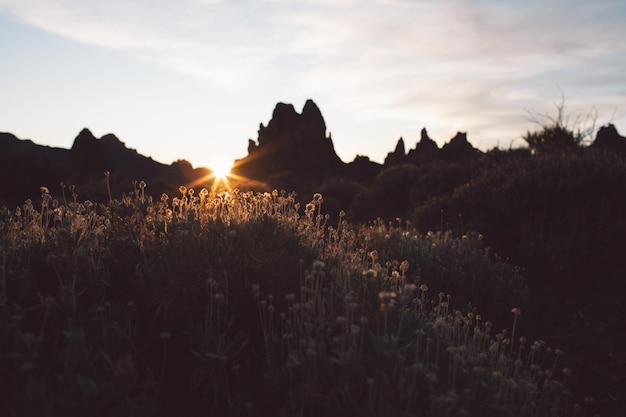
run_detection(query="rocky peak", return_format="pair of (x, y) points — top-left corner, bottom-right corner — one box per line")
(233, 100), (344, 183)
(441, 131), (481, 162)
(592, 124), (626, 157)
(72, 128), (97, 146)
(301, 99), (327, 139)
(70, 128), (107, 182)
(417, 128), (439, 151)
(384, 137), (406, 166)
(257, 103), (299, 147)
(406, 128), (439, 164)
(100, 133), (126, 149)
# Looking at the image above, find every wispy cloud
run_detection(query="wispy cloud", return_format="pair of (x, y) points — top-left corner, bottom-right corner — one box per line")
(1, 0), (625, 159)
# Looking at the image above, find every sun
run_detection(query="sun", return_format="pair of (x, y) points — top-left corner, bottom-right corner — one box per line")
(208, 158), (233, 182)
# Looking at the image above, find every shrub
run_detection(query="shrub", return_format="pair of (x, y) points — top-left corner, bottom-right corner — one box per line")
(0, 186), (587, 416)
(414, 149), (626, 289)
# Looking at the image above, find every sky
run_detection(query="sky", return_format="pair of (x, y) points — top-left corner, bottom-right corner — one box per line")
(1, 0), (625, 170)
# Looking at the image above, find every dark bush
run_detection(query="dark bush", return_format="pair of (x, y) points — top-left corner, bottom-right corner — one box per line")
(414, 148), (626, 289)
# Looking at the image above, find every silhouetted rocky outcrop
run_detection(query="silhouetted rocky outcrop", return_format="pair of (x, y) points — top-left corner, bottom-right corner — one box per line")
(0, 132), (70, 207)
(0, 129), (214, 206)
(386, 129), (483, 166)
(233, 100), (345, 183)
(6, 99), (610, 211)
(406, 128), (440, 164)
(70, 128), (108, 182)
(346, 155), (382, 184)
(384, 137), (406, 166)
(440, 132), (482, 162)
(592, 124), (626, 157)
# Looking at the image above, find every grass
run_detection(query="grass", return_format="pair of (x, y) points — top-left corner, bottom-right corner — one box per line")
(0, 183), (596, 416)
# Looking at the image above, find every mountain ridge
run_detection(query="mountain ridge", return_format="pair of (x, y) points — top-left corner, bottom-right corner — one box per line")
(2, 99), (626, 209)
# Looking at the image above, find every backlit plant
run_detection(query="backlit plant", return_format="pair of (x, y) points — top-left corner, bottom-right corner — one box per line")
(0, 183), (593, 416)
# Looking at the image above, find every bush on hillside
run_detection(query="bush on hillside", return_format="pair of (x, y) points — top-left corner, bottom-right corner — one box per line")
(413, 149), (626, 288)
(0, 186), (581, 417)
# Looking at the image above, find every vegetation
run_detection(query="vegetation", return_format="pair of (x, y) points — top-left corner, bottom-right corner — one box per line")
(3, 105), (625, 416)
(0, 183), (586, 417)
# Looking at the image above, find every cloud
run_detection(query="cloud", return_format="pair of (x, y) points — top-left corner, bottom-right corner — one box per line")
(1, 0), (624, 154)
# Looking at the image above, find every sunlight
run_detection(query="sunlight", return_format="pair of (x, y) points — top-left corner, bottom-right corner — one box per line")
(184, 157), (256, 192)
(209, 158), (233, 182)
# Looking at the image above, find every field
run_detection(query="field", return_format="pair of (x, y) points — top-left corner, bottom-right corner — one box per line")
(0, 184), (596, 417)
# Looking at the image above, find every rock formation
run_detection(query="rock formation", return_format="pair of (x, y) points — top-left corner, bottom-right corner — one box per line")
(384, 137), (406, 166)
(70, 128), (108, 182)
(440, 132), (482, 162)
(406, 128), (440, 164)
(388, 128), (481, 166)
(233, 100), (345, 183)
(592, 124), (626, 157)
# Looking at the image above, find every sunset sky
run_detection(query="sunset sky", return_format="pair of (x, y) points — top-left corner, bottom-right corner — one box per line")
(1, 0), (625, 170)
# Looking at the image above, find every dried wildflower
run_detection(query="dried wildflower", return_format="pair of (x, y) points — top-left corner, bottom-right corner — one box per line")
(405, 283), (418, 293)
(362, 269), (377, 280)
(378, 291), (397, 301)
(312, 260), (325, 271)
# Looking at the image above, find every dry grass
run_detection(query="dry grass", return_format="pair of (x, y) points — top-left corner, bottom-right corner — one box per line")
(0, 183), (595, 416)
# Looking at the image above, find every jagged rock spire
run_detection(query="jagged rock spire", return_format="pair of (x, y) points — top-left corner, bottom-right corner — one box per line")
(70, 128), (107, 182)
(384, 137), (406, 166)
(233, 100), (344, 182)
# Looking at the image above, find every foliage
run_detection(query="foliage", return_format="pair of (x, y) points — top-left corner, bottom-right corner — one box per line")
(413, 148), (626, 289)
(408, 161), (475, 207)
(522, 96), (597, 154)
(0, 184), (587, 417)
